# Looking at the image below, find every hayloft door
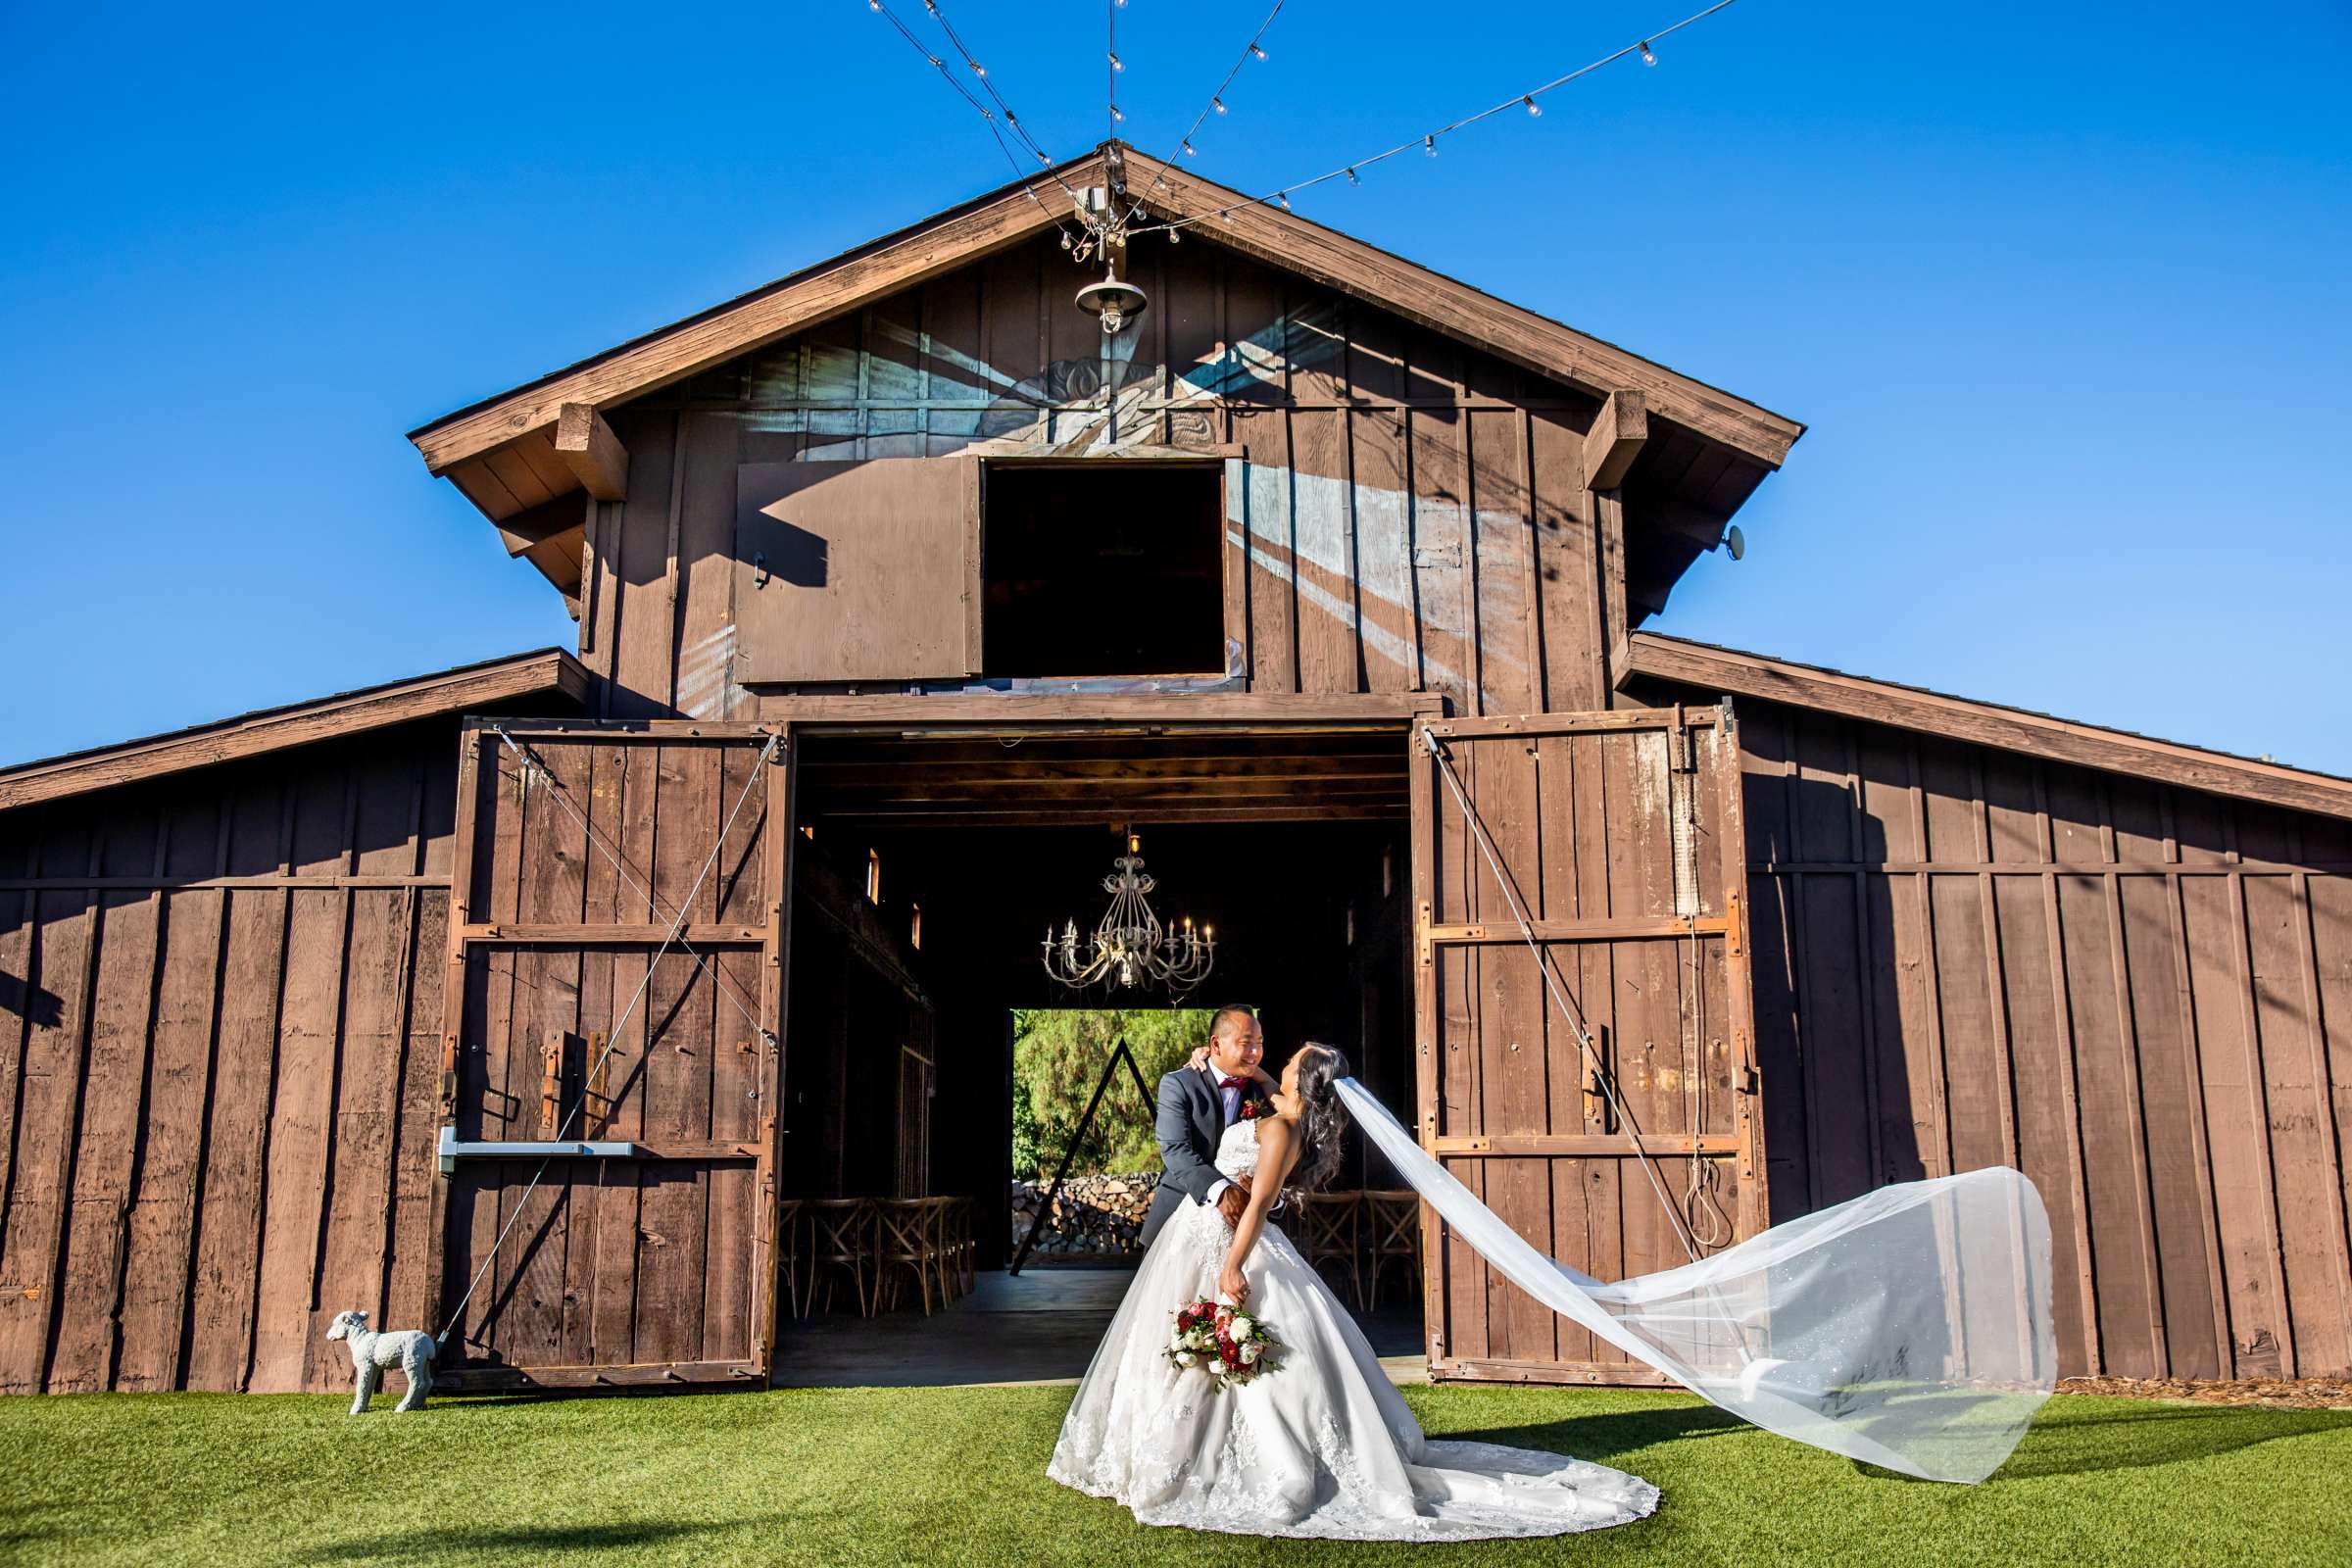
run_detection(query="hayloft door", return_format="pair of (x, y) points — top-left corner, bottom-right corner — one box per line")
(1408, 704), (1764, 1385)
(428, 721), (794, 1389)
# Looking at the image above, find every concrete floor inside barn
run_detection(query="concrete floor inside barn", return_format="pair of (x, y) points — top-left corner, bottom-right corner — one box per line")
(771, 1263), (1428, 1389)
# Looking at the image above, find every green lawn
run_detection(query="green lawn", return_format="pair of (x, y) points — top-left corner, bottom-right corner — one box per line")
(1, 1385), (2344, 1567)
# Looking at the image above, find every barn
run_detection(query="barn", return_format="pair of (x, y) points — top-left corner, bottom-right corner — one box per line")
(3, 142), (2346, 1396)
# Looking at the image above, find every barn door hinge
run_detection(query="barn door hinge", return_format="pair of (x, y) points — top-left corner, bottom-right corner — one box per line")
(1415, 901), (1434, 967)
(1726, 892), (1743, 958)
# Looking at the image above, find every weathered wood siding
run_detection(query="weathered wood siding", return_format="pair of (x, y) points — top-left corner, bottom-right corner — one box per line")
(1706, 694), (2352, 1382)
(574, 230), (1663, 724)
(0, 719), (469, 1394)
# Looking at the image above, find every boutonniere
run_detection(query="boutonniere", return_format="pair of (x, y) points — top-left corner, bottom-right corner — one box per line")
(1239, 1098), (1266, 1120)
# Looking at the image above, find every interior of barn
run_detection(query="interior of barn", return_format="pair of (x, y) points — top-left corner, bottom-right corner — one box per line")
(768, 722), (1426, 1377)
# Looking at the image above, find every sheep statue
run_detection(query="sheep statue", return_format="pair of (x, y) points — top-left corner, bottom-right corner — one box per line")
(325, 1309), (437, 1413)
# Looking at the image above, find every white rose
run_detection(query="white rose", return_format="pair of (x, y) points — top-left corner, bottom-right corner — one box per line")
(1175, 1351), (1197, 1368)
(1169, 1328), (1188, 1350)
(1239, 1342), (1259, 1364)
(1229, 1315), (1254, 1340)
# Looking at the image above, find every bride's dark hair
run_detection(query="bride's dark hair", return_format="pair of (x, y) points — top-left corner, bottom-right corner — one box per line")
(1290, 1043), (1352, 1192)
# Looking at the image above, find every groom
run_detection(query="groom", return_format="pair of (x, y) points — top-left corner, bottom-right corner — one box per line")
(1140, 1004), (1271, 1247)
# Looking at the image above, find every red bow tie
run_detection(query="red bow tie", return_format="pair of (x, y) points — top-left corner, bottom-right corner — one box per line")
(1219, 1076), (1248, 1091)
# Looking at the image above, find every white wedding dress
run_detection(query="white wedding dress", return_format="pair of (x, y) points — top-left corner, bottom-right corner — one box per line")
(1047, 1116), (1659, 1541)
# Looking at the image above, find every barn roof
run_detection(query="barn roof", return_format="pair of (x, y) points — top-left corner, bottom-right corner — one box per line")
(0, 648), (590, 813)
(407, 142), (1803, 530)
(1623, 631), (2352, 822)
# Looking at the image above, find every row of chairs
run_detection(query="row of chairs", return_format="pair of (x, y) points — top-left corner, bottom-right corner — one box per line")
(1284, 1189), (1426, 1311)
(776, 1197), (978, 1318)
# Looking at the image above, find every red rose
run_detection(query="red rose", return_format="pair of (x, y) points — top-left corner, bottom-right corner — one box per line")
(1240, 1099), (1262, 1120)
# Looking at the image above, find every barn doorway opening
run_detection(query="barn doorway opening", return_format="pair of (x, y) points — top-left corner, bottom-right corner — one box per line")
(770, 719), (1426, 1385)
(980, 462), (1226, 677)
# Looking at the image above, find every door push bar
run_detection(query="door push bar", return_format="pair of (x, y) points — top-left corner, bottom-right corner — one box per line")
(437, 1124), (640, 1175)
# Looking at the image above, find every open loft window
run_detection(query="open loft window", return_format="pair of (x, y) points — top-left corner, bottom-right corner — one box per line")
(982, 462), (1226, 678)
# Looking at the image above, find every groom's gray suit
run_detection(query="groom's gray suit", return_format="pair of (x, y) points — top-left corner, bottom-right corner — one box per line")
(1141, 1062), (1274, 1247)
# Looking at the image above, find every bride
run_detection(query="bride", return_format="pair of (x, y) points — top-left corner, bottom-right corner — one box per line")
(1048, 1042), (1658, 1541)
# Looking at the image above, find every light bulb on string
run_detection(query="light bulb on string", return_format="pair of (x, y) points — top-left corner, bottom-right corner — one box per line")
(1211, 96), (1228, 115)
(1424, 134), (1437, 156)
(1250, 43), (1266, 60)
(1277, 191), (1290, 211)
(1345, 167), (1359, 185)
(1167, 228), (1180, 244)
(1639, 39), (1656, 66)
(1182, 139), (1197, 157)
(969, 59), (987, 76)
(1523, 94), (1541, 117)
(1108, 50), (1123, 72)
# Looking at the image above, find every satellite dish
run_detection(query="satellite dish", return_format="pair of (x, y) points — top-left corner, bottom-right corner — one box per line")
(1725, 523), (1745, 562)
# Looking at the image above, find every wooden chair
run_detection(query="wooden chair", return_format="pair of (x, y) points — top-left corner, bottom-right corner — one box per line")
(945, 1203), (973, 1298)
(1286, 1190), (1364, 1309)
(1363, 1190), (1424, 1311)
(913, 1195), (961, 1307)
(807, 1198), (877, 1317)
(876, 1199), (943, 1315)
(774, 1198), (808, 1320)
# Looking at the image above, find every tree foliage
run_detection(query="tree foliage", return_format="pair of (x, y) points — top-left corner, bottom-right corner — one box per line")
(1011, 1007), (1214, 1177)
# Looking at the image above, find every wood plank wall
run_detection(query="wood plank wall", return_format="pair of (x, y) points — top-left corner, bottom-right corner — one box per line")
(0, 717), (481, 1394)
(1687, 691), (2352, 1382)
(574, 231), (1616, 723)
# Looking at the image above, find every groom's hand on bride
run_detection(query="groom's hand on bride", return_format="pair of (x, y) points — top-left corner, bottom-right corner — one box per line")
(1216, 1184), (1250, 1225)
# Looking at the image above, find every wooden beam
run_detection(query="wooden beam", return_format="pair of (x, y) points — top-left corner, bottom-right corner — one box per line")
(411, 150), (1804, 478)
(553, 404), (630, 501)
(760, 692), (1446, 728)
(1582, 391), (1648, 491)
(1119, 154), (1801, 467)
(409, 170), (1078, 473)
(1625, 632), (2352, 822)
(0, 650), (591, 812)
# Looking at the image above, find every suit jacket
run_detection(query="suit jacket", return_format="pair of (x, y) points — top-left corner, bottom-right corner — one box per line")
(1140, 1063), (1273, 1248)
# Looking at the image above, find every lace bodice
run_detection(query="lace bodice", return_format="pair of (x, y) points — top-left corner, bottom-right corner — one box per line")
(1213, 1117), (1261, 1182)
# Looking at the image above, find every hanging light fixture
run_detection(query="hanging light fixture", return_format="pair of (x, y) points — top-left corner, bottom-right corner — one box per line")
(1042, 832), (1216, 996)
(1075, 259), (1148, 334)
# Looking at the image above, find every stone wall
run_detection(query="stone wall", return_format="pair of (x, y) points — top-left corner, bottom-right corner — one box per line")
(1009, 1173), (1160, 1257)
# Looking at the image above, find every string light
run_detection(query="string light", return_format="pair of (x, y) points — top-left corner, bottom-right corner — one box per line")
(868, 0), (1084, 244)
(1130, 0), (1742, 241)
(1277, 190), (1291, 210)
(1127, 1), (1284, 224)
(1111, 104), (1125, 122)
(1523, 93), (1542, 116)
(1108, 50), (1124, 71)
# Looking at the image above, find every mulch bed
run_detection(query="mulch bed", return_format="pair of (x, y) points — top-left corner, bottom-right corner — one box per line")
(2058, 1374), (2352, 1409)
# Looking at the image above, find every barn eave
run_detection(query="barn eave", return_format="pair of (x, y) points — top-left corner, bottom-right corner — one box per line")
(0, 648), (592, 813)
(1621, 631), (2352, 822)
(407, 142), (1803, 611)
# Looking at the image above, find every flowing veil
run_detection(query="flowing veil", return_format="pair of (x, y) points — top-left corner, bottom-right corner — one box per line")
(1334, 1078), (2056, 1484)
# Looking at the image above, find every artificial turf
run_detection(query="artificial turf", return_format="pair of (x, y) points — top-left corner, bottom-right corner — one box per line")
(1, 1384), (2343, 1566)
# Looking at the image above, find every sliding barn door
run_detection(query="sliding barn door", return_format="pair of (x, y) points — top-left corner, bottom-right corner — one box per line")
(1410, 705), (1763, 1385)
(430, 721), (793, 1389)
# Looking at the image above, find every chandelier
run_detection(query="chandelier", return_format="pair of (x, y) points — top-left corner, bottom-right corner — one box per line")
(1041, 833), (1215, 996)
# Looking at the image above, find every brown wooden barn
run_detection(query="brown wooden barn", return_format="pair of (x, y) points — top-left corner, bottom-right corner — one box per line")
(3, 143), (2347, 1396)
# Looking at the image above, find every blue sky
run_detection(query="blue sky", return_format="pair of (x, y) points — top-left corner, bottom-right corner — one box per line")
(3, 2), (2346, 772)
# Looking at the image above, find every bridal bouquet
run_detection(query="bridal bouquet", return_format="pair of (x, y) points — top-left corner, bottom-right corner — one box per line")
(1165, 1298), (1280, 1391)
